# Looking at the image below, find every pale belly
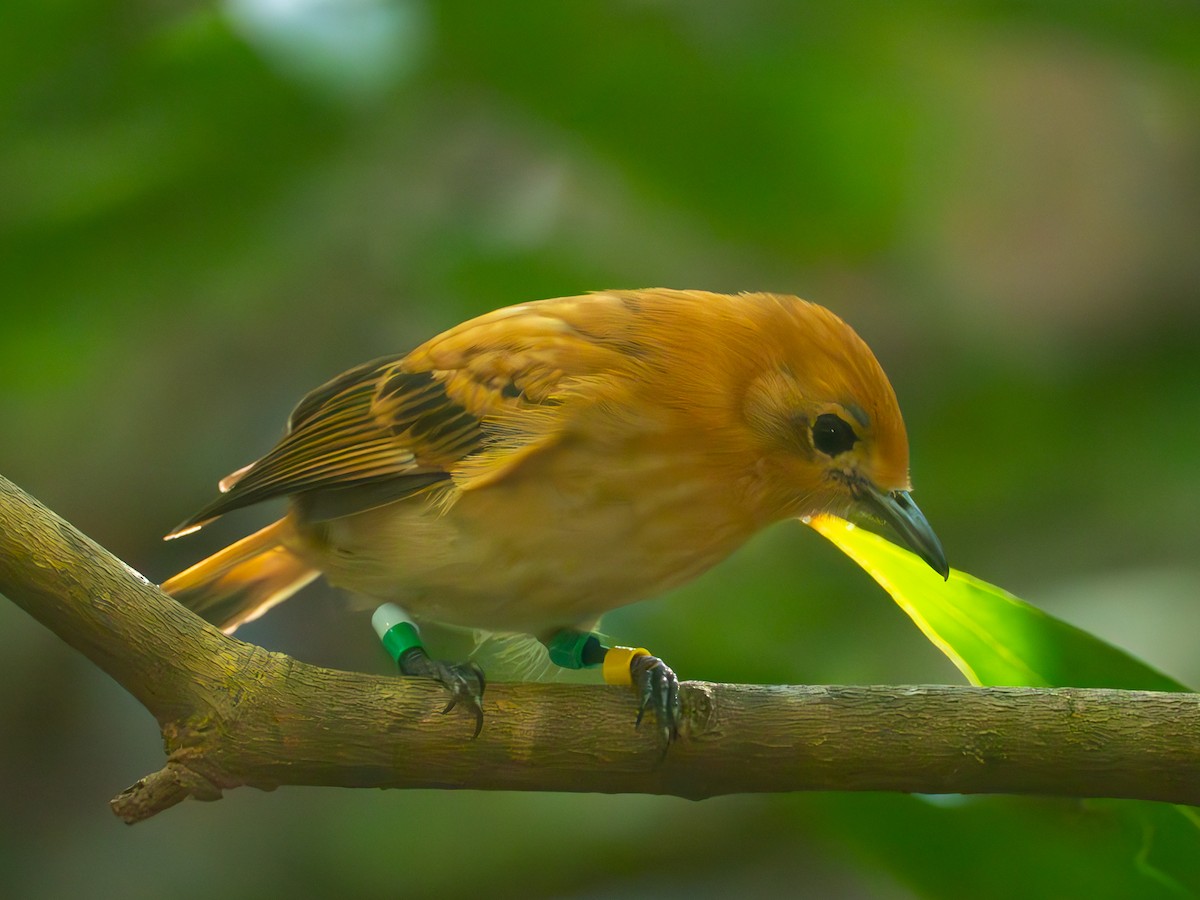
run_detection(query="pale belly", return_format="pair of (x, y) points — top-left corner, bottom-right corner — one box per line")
(291, 445), (762, 635)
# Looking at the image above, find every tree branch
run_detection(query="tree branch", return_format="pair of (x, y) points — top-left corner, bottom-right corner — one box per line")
(1, 474), (1197, 824)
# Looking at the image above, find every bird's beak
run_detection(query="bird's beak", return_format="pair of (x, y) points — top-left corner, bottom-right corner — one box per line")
(860, 486), (949, 580)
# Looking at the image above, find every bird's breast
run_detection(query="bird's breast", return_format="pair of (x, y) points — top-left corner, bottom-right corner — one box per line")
(295, 435), (761, 634)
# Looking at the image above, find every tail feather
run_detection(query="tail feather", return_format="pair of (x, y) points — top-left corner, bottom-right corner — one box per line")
(161, 519), (319, 633)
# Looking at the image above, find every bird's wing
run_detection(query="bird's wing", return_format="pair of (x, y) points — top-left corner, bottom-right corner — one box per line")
(166, 294), (642, 537)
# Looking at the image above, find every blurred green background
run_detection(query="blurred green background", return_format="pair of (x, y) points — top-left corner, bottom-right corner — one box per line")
(2, 1), (1199, 897)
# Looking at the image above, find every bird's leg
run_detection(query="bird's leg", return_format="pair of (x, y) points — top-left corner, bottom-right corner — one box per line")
(544, 630), (681, 743)
(372, 604), (486, 738)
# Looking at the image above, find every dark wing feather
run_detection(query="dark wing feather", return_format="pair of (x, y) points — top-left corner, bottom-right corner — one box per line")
(168, 292), (651, 539)
(167, 360), (485, 536)
(287, 353), (404, 430)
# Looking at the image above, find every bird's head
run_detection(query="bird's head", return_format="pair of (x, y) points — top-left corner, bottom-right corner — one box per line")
(739, 296), (948, 578)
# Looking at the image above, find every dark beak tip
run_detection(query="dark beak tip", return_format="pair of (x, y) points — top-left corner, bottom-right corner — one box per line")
(918, 545), (950, 581)
(919, 531), (950, 582)
(863, 487), (949, 582)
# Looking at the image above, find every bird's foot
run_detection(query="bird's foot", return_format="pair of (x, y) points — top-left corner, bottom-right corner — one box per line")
(372, 604), (486, 737)
(594, 644), (681, 744)
(630, 653), (681, 743)
(399, 647), (487, 738)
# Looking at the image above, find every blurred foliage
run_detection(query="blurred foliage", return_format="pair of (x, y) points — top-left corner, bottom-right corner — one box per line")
(2, 1), (1199, 897)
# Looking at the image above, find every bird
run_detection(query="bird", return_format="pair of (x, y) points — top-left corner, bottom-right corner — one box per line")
(161, 289), (947, 740)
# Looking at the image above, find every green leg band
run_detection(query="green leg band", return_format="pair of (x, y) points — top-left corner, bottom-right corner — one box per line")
(546, 630), (606, 669)
(372, 604), (425, 666)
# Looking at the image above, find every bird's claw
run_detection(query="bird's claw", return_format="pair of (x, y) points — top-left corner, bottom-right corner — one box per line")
(630, 654), (681, 743)
(400, 650), (486, 738)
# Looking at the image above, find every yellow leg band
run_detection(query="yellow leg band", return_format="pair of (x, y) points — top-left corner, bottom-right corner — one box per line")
(602, 646), (650, 687)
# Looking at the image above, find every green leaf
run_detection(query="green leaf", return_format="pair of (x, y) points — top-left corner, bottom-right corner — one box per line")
(806, 514), (1200, 898)
(806, 514), (1187, 692)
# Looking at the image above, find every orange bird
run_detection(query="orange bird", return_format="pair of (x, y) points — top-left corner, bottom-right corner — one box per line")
(162, 289), (946, 738)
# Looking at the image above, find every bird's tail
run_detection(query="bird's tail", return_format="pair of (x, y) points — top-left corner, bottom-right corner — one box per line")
(161, 519), (320, 634)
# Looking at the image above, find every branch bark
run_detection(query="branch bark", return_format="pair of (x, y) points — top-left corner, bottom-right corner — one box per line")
(1, 473), (1197, 825)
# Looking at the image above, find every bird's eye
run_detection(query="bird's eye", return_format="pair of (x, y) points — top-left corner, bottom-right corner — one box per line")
(811, 413), (858, 456)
